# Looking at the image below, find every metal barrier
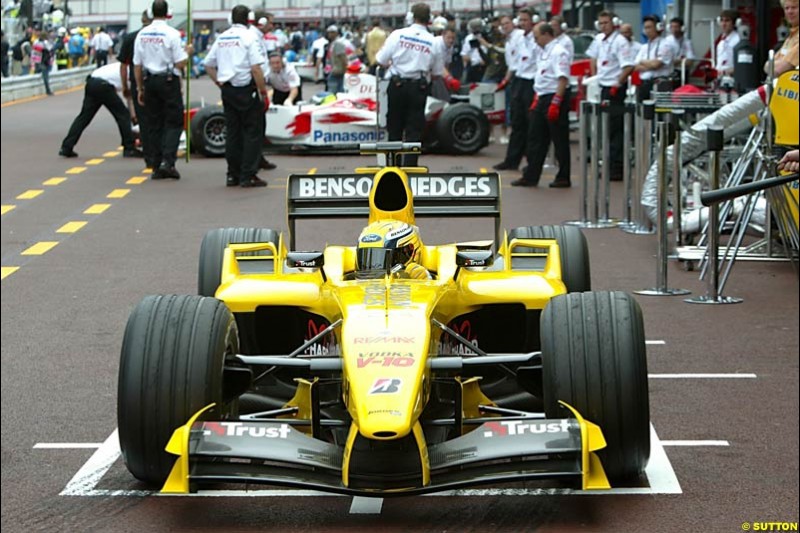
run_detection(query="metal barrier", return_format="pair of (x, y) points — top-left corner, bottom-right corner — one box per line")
(620, 103), (635, 226)
(0, 66), (94, 103)
(622, 100), (656, 235)
(686, 126), (743, 305)
(671, 109), (686, 248)
(635, 118), (691, 297)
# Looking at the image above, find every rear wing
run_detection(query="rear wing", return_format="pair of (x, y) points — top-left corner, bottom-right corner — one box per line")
(286, 172), (502, 249)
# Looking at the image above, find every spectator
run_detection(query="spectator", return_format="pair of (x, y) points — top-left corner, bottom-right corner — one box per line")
(30, 29), (54, 95)
(1, 30), (9, 77)
(477, 16), (508, 83)
(90, 25), (113, 67)
(324, 24), (347, 94)
(461, 18), (487, 82)
(67, 28), (84, 67)
(364, 18), (386, 75)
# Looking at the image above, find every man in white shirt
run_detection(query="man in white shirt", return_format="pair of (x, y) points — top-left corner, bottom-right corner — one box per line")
(634, 15), (675, 102)
(204, 4), (269, 188)
(716, 9), (741, 76)
(550, 15), (574, 63)
(619, 23), (641, 58)
(514, 22), (572, 188)
(60, 62), (144, 158)
(90, 26), (114, 67)
(249, 10), (277, 171)
(587, 10), (635, 181)
(133, 0), (188, 180)
(431, 27), (457, 102)
(664, 17), (695, 64)
(493, 8), (537, 171)
(375, 2), (435, 166)
(266, 52), (301, 105)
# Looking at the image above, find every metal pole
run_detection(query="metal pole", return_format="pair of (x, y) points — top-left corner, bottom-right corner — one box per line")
(635, 119), (691, 297)
(594, 100), (618, 228)
(686, 126), (742, 305)
(672, 109), (685, 247)
(185, 0), (193, 163)
(621, 103), (633, 226)
(623, 100), (656, 235)
(565, 100), (591, 226)
(590, 101), (600, 223)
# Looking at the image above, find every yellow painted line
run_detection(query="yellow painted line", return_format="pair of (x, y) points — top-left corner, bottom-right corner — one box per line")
(480, 167), (488, 173)
(84, 203), (111, 214)
(0, 84), (84, 108)
(66, 167), (87, 174)
(43, 177), (68, 186)
(103, 151), (121, 157)
(22, 241), (59, 255)
(1, 205), (16, 215)
(17, 189), (44, 199)
(56, 221), (88, 233)
(1, 267), (20, 280)
(308, 168), (317, 175)
(86, 158), (105, 165)
(126, 177), (148, 185)
(107, 189), (130, 199)
(118, 146), (124, 150)
(142, 167), (153, 174)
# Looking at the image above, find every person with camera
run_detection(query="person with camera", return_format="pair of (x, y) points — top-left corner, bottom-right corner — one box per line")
(204, 4), (269, 188)
(634, 15), (675, 102)
(461, 18), (488, 83)
(375, 2), (434, 167)
(587, 10), (635, 181)
(513, 22), (571, 188)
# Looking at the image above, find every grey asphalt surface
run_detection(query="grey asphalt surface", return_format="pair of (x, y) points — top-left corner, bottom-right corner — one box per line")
(1, 77), (798, 533)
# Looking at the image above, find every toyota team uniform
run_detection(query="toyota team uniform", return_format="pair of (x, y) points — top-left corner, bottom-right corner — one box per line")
(375, 22), (434, 166)
(134, 17), (187, 178)
(204, 23), (267, 187)
(267, 60), (302, 104)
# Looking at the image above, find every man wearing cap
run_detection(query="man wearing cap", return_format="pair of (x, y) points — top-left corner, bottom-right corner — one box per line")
(134, 0), (189, 180)
(204, 4), (269, 188)
(375, 2), (435, 166)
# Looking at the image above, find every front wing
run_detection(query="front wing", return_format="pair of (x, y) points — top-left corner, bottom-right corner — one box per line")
(161, 404), (610, 496)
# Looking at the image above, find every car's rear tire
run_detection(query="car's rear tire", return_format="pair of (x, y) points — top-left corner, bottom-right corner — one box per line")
(190, 105), (226, 157)
(508, 225), (591, 293)
(541, 291), (649, 483)
(117, 295), (238, 485)
(198, 227), (280, 297)
(435, 103), (489, 155)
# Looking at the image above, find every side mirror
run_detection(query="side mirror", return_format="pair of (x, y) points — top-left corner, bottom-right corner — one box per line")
(455, 250), (494, 268)
(286, 251), (325, 268)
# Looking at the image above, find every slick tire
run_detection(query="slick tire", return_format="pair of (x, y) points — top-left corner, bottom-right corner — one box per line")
(541, 291), (649, 483)
(435, 103), (490, 155)
(508, 225), (591, 293)
(198, 227), (280, 297)
(117, 295), (239, 486)
(190, 105), (226, 157)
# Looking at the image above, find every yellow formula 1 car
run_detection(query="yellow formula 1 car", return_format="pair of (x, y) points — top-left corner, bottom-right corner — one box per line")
(117, 143), (650, 495)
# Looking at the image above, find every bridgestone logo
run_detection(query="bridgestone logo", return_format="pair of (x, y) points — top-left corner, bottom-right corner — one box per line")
(482, 420), (570, 437)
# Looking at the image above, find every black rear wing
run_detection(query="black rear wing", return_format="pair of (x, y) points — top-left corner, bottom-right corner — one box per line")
(286, 172), (502, 249)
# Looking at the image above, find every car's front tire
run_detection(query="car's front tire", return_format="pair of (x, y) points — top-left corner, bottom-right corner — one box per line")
(117, 295), (238, 485)
(541, 291), (649, 483)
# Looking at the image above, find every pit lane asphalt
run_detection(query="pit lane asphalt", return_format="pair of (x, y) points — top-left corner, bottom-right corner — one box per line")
(1, 77), (797, 533)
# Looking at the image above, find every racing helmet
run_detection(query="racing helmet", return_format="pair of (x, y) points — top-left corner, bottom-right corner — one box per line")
(356, 220), (422, 273)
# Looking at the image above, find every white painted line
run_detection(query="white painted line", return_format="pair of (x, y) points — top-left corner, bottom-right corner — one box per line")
(349, 496), (384, 514)
(661, 440), (729, 447)
(59, 430), (120, 496)
(645, 340), (665, 345)
(34, 443), (102, 449)
(648, 373), (757, 379)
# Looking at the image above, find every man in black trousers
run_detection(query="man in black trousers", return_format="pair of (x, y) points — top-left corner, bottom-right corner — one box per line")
(119, 9), (153, 167)
(59, 62), (144, 158)
(204, 5), (269, 188)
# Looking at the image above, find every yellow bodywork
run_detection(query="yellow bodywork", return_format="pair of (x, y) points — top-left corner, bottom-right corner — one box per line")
(770, 70), (799, 230)
(160, 164), (611, 494)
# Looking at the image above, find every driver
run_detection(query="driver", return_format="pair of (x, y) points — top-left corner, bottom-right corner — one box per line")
(356, 220), (430, 279)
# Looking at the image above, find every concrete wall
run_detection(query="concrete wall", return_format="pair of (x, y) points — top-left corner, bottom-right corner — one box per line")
(1, 66), (94, 103)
